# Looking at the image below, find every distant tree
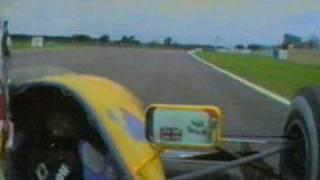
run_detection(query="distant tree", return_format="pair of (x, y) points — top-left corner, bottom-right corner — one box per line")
(128, 36), (135, 42)
(120, 36), (129, 43)
(128, 36), (140, 44)
(281, 43), (289, 50)
(247, 44), (263, 50)
(11, 34), (32, 41)
(306, 35), (320, 49)
(235, 44), (245, 50)
(148, 40), (161, 46)
(119, 35), (140, 44)
(163, 37), (172, 46)
(72, 34), (91, 42)
(217, 46), (227, 49)
(99, 35), (110, 43)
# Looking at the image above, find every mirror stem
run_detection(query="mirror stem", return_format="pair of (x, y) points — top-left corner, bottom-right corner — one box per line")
(133, 147), (166, 175)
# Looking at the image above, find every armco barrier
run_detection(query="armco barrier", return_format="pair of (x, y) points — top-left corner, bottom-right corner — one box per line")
(251, 49), (288, 60)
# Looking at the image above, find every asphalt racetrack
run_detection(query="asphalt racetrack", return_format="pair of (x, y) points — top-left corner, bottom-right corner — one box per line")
(11, 47), (288, 136)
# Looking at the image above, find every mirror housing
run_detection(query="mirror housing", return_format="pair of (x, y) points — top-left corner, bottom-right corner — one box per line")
(145, 104), (223, 151)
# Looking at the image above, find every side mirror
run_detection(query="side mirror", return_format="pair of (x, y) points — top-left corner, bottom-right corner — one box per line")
(145, 104), (223, 151)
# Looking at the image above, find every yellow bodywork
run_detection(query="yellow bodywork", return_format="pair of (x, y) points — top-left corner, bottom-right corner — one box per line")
(32, 74), (166, 179)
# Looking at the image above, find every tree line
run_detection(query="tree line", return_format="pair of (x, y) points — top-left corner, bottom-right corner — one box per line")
(234, 34), (320, 51)
(10, 34), (215, 50)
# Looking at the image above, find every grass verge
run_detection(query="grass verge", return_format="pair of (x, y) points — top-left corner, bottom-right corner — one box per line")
(196, 51), (320, 98)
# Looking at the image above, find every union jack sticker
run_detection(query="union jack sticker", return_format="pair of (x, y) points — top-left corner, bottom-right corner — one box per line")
(160, 127), (182, 141)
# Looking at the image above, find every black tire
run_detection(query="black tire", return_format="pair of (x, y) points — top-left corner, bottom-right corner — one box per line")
(280, 87), (320, 180)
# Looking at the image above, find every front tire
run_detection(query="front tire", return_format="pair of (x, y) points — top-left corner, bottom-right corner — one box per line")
(280, 87), (320, 180)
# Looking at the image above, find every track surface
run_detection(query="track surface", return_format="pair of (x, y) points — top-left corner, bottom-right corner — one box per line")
(11, 47), (288, 136)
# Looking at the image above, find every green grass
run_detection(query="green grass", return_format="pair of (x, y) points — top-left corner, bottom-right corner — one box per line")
(12, 41), (31, 50)
(196, 51), (320, 98)
(12, 41), (92, 52)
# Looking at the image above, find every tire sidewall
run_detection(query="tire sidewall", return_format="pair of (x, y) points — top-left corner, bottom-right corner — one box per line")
(282, 92), (320, 180)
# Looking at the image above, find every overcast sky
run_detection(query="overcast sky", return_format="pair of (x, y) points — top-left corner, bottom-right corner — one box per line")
(1, 0), (320, 47)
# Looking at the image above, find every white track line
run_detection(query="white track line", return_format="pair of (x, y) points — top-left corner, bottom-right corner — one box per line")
(187, 50), (290, 106)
